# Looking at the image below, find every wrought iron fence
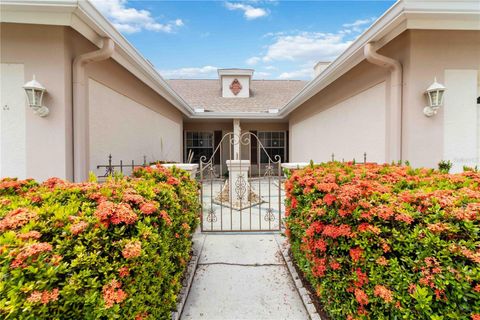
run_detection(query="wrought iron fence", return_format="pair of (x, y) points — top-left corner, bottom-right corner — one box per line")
(330, 152), (368, 164)
(96, 154), (148, 178)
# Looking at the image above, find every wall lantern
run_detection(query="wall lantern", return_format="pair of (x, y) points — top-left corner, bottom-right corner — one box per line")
(423, 77), (446, 117)
(23, 75), (49, 117)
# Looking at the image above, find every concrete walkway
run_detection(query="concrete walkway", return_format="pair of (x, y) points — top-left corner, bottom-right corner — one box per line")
(181, 234), (309, 320)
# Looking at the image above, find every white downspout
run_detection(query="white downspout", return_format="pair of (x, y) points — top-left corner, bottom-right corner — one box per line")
(364, 42), (402, 163)
(73, 38), (114, 182)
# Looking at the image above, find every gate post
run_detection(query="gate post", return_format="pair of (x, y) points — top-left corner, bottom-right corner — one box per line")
(226, 159), (251, 208)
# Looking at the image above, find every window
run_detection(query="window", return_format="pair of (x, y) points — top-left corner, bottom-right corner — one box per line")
(258, 131), (286, 163)
(184, 131), (214, 163)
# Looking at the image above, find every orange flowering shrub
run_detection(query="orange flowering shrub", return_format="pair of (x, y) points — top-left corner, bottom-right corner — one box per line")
(285, 162), (480, 319)
(0, 165), (199, 319)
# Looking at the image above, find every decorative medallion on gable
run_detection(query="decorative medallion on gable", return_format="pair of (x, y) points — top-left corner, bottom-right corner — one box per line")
(229, 79), (242, 96)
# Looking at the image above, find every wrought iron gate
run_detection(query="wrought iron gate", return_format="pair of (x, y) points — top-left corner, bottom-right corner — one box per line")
(199, 132), (283, 232)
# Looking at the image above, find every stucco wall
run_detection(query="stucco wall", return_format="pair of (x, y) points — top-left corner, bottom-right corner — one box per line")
(289, 30), (480, 169)
(0, 23), (71, 181)
(0, 23), (184, 181)
(89, 79), (181, 176)
(402, 30), (480, 169)
(65, 28), (184, 176)
(290, 82), (387, 163)
(288, 31), (410, 164)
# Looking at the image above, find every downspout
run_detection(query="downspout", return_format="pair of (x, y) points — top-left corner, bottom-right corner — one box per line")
(73, 38), (114, 182)
(364, 42), (402, 163)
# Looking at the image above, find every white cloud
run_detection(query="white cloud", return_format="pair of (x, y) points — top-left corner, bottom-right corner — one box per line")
(253, 71), (271, 78)
(90, 0), (184, 34)
(225, 2), (269, 20)
(159, 66), (218, 79)
(254, 17), (375, 69)
(263, 66), (277, 71)
(262, 32), (353, 63)
(246, 56), (261, 65)
(342, 17), (376, 33)
(277, 68), (313, 80)
(342, 17), (376, 28)
(232, 17), (377, 80)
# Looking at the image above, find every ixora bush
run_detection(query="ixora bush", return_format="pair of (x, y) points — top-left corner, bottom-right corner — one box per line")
(285, 162), (480, 320)
(0, 165), (199, 319)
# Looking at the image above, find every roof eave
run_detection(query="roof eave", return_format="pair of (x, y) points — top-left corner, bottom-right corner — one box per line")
(0, 0), (195, 117)
(278, 0), (480, 118)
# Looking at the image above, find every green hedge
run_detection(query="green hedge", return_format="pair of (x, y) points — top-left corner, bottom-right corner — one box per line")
(285, 162), (480, 320)
(0, 165), (199, 319)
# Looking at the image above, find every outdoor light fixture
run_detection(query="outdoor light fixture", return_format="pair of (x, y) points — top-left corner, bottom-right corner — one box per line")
(423, 77), (446, 117)
(23, 75), (49, 117)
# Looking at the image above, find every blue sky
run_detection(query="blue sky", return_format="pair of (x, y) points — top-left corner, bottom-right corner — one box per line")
(91, 1), (395, 79)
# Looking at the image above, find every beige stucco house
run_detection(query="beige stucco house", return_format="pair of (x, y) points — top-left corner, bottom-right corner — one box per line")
(1, 0), (479, 182)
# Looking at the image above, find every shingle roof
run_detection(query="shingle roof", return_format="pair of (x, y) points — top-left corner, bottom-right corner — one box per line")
(167, 79), (307, 113)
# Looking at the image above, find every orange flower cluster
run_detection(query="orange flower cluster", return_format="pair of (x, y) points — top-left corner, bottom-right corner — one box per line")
(11, 242), (52, 268)
(122, 189), (145, 204)
(102, 280), (127, 309)
(427, 222), (451, 234)
(94, 201), (138, 227)
(0, 208), (37, 231)
(42, 177), (69, 189)
(285, 162), (480, 319)
(354, 288), (369, 306)
(70, 221), (88, 235)
(349, 248), (363, 263)
(159, 210), (172, 225)
(376, 256), (388, 266)
(0, 178), (29, 192)
(374, 285), (393, 303)
(122, 240), (142, 259)
(139, 202), (158, 215)
(322, 224), (352, 239)
(27, 288), (59, 304)
(135, 312), (150, 320)
(449, 244), (480, 264)
(17, 231), (41, 240)
(0, 164), (200, 319)
(118, 266), (130, 278)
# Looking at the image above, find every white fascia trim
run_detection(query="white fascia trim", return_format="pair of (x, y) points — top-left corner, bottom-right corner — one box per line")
(189, 112), (283, 120)
(218, 69), (255, 77)
(0, 0), (195, 117)
(278, 0), (480, 118)
(74, 2), (194, 116)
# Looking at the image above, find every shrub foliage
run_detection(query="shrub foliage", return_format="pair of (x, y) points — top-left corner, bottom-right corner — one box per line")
(0, 165), (199, 319)
(285, 162), (480, 319)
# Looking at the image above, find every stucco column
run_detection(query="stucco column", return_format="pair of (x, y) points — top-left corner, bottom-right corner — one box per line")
(233, 119), (241, 160)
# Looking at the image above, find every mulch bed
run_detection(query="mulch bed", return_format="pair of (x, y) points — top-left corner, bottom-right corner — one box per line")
(288, 250), (331, 320)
